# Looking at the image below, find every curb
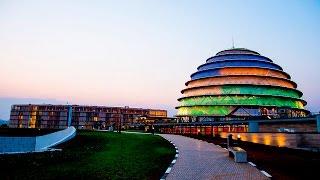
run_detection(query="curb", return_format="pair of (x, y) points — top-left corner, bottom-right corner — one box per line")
(260, 170), (272, 178)
(247, 161), (272, 178)
(160, 140), (179, 180)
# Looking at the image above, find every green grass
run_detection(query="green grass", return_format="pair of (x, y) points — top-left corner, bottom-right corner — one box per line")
(0, 131), (175, 180)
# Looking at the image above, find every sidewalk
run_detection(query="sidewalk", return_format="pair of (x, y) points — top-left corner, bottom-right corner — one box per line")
(159, 134), (268, 180)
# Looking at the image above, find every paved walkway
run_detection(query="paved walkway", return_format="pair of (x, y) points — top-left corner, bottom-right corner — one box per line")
(160, 134), (268, 180)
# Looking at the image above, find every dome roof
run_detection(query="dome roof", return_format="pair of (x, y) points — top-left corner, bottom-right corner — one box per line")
(176, 48), (308, 117)
(216, 48), (260, 56)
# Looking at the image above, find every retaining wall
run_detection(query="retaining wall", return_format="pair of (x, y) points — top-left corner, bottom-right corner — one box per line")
(0, 126), (76, 153)
(220, 132), (320, 149)
(35, 126), (76, 151)
(0, 137), (36, 152)
(259, 122), (317, 132)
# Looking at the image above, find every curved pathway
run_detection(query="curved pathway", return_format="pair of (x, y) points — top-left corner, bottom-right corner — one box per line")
(160, 134), (268, 180)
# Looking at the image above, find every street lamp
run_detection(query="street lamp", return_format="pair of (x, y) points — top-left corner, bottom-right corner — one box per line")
(118, 114), (122, 133)
(152, 125), (155, 135)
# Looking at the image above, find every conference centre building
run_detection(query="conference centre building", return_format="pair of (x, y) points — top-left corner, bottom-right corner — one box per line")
(157, 48), (319, 137)
(9, 104), (167, 130)
(177, 48), (309, 121)
(158, 48), (320, 149)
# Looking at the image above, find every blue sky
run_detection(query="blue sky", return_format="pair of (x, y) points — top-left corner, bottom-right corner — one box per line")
(0, 0), (319, 119)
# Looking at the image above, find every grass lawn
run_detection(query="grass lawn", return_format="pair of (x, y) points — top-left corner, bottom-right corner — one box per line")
(0, 131), (175, 180)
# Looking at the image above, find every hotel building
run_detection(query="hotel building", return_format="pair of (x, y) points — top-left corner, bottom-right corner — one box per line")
(9, 104), (167, 129)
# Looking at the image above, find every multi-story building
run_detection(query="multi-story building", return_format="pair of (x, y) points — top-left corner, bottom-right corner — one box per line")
(9, 104), (167, 129)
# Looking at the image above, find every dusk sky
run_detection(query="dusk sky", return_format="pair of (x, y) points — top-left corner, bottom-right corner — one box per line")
(0, 0), (319, 119)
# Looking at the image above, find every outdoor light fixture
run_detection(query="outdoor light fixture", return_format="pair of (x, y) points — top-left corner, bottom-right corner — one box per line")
(237, 134), (241, 140)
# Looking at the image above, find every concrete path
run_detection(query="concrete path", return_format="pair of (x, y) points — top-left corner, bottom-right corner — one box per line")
(159, 134), (268, 180)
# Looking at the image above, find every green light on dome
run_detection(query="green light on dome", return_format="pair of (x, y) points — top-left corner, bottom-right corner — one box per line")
(177, 106), (235, 116)
(178, 96), (304, 109)
(183, 85), (301, 99)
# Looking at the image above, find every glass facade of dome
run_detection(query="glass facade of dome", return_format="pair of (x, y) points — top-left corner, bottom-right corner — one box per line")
(177, 48), (309, 118)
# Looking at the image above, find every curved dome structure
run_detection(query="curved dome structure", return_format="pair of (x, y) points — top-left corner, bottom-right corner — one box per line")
(177, 48), (309, 118)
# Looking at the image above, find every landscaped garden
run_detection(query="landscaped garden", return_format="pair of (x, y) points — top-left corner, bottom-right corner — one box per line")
(0, 130), (175, 180)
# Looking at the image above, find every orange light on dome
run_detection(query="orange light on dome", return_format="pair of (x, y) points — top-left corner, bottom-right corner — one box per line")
(219, 67), (288, 79)
(187, 76), (295, 89)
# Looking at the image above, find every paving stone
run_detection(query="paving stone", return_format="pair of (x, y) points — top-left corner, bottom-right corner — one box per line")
(160, 134), (268, 180)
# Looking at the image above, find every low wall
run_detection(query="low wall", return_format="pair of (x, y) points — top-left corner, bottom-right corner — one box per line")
(219, 132), (320, 149)
(259, 122), (317, 133)
(35, 126), (76, 151)
(0, 137), (36, 153)
(0, 126), (76, 153)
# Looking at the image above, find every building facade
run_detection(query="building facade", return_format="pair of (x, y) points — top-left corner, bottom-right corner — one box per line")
(177, 48), (309, 121)
(9, 104), (167, 129)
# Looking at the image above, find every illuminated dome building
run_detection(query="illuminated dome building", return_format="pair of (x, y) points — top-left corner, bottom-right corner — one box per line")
(177, 48), (309, 121)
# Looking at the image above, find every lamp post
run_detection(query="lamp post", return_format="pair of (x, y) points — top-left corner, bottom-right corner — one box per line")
(151, 125), (155, 135)
(118, 114), (122, 133)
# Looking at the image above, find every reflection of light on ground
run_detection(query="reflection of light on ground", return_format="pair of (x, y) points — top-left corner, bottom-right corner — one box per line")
(196, 141), (202, 150)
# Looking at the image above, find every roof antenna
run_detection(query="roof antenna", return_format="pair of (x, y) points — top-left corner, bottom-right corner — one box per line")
(232, 37), (235, 49)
